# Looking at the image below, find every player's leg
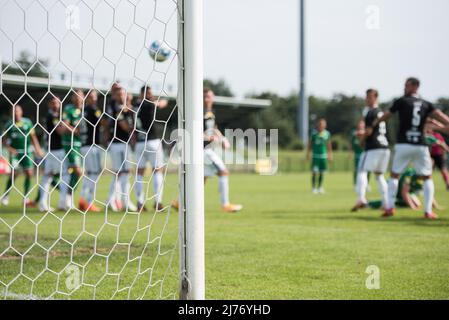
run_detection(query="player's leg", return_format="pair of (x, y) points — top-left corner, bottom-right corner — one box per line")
(108, 143), (123, 212)
(135, 142), (148, 211)
(311, 159), (319, 193)
(375, 149), (390, 209)
(21, 154), (36, 207)
(38, 151), (56, 211)
(1, 155), (17, 205)
(435, 155), (449, 189)
(384, 145), (410, 217)
(352, 152), (368, 211)
(205, 148), (241, 212)
(317, 159), (327, 194)
(149, 140), (165, 210)
(415, 146), (437, 219)
(79, 146), (101, 212)
(118, 144), (135, 212)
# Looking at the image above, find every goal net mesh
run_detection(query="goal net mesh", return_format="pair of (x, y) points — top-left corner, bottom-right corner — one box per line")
(0, 0), (182, 300)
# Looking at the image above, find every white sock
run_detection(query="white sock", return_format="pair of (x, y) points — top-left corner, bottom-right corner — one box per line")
(108, 177), (119, 203)
(86, 173), (99, 204)
(39, 175), (52, 207)
(59, 173), (70, 208)
(136, 174), (145, 204)
(356, 171), (368, 204)
(119, 173), (130, 204)
(218, 175), (230, 206)
(423, 179), (435, 214)
(80, 175), (90, 201)
(153, 171), (164, 204)
(376, 175), (388, 208)
(387, 178), (399, 210)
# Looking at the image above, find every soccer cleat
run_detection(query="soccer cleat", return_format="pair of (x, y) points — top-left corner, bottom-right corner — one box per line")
(154, 202), (165, 211)
(424, 212), (438, 220)
(312, 189), (319, 195)
(38, 202), (54, 213)
(381, 208), (395, 218)
(78, 198), (89, 212)
(25, 200), (37, 208)
(125, 201), (138, 212)
(318, 188), (325, 194)
(87, 203), (101, 213)
(222, 203), (243, 213)
(109, 199), (120, 212)
(171, 200), (179, 211)
(137, 203), (148, 213)
(351, 201), (368, 212)
(0, 196), (9, 206)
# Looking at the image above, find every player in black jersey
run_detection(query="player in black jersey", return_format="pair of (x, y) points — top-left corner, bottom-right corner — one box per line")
(79, 90), (103, 213)
(134, 85), (168, 212)
(352, 89), (390, 212)
(38, 96), (68, 212)
(106, 87), (137, 212)
(372, 78), (449, 219)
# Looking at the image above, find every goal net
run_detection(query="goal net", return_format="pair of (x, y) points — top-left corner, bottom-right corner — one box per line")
(0, 0), (204, 300)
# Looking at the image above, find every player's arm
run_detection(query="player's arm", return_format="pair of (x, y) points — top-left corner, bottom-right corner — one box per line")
(30, 129), (44, 158)
(370, 111), (393, 134)
(213, 128), (230, 150)
(401, 184), (419, 210)
(327, 140), (333, 162)
(430, 109), (449, 128)
(1, 125), (17, 155)
(155, 98), (169, 109)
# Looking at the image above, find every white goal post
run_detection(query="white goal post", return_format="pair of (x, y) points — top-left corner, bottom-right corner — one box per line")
(0, 0), (204, 300)
(178, 0), (205, 300)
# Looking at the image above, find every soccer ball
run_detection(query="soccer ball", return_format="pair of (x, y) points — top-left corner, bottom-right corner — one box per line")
(149, 40), (172, 62)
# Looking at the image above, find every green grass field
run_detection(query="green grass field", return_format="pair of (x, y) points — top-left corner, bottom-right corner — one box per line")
(1, 172), (449, 300)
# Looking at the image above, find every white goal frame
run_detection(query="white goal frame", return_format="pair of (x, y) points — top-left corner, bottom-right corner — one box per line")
(178, 0), (205, 300)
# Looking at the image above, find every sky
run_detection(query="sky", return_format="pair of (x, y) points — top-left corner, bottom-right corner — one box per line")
(204, 0), (449, 101)
(0, 0), (448, 102)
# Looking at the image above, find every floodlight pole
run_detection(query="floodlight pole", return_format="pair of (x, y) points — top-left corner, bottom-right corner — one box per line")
(178, 0), (205, 300)
(298, 0), (309, 143)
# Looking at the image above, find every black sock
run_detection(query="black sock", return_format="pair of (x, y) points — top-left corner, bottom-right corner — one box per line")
(318, 173), (324, 188)
(312, 173), (317, 189)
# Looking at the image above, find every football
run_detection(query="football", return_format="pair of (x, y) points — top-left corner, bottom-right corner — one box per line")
(149, 40), (172, 62)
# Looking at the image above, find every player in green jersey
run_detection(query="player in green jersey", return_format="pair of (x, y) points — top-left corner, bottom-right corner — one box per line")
(59, 90), (84, 210)
(1, 105), (43, 206)
(368, 168), (440, 210)
(349, 120), (365, 186)
(306, 118), (333, 194)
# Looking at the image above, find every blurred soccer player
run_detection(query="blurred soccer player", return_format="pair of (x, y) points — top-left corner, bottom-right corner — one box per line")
(426, 127), (449, 190)
(38, 96), (68, 212)
(79, 90), (103, 212)
(202, 88), (242, 212)
(352, 89), (390, 211)
(134, 86), (169, 212)
(60, 90), (85, 210)
(373, 78), (449, 219)
(1, 105), (44, 207)
(107, 87), (137, 212)
(349, 120), (365, 187)
(306, 118), (333, 194)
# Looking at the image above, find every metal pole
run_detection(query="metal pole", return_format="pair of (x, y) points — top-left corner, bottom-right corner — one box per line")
(179, 0), (205, 300)
(299, 0), (309, 143)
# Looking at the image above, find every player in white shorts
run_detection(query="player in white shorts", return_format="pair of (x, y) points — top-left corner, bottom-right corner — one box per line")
(79, 90), (104, 213)
(134, 85), (169, 212)
(106, 87), (136, 212)
(372, 78), (449, 219)
(352, 89), (390, 212)
(38, 96), (68, 212)
(202, 88), (242, 213)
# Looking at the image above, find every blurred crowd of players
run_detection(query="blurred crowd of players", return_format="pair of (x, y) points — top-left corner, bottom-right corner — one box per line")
(0, 84), (242, 214)
(307, 77), (449, 219)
